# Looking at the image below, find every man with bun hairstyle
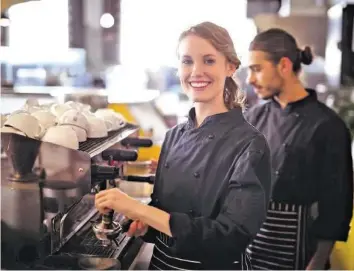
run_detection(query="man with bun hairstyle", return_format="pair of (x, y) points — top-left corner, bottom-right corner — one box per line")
(245, 28), (353, 270)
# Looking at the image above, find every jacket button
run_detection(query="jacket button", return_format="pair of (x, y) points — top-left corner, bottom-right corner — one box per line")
(189, 209), (194, 215)
(164, 162), (169, 168)
(193, 172), (200, 178)
(275, 170), (280, 176)
(294, 113), (300, 118)
(208, 134), (215, 140)
(155, 198), (159, 203)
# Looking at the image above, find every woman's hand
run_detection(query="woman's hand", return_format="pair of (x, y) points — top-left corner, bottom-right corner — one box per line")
(95, 187), (172, 237)
(149, 159), (158, 174)
(95, 188), (140, 218)
(127, 220), (149, 237)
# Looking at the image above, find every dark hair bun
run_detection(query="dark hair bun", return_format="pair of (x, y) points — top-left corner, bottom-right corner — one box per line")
(300, 46), (313, 65)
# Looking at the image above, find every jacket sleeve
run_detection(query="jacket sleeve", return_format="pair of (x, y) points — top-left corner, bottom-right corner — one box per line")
(312, 118), (353, 241)
(141, 132), (170, 244)
(167, 135), (272, 264)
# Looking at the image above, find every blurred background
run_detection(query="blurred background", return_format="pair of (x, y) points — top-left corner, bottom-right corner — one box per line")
(0, 0), (353, 268)
(1, 0), (354, 130)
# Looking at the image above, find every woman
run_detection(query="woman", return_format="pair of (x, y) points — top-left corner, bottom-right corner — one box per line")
(95, 21), (272, 270)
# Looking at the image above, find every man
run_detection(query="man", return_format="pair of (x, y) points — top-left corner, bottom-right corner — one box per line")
(245, 28), (353, 270)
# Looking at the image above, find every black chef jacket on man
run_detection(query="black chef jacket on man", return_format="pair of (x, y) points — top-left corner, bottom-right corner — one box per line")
(244, 89), (353, 269)
(142, 107), (272, 270)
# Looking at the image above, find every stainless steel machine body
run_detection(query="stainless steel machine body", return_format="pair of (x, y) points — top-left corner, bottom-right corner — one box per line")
(1, 123), (149, 269)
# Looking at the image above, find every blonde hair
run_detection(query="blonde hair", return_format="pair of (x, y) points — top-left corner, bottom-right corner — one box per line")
(178, 21), (245, 109)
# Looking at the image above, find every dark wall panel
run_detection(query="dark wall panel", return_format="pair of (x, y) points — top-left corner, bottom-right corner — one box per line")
(68, 0), (85, 48)
(102, 0), (120, 65)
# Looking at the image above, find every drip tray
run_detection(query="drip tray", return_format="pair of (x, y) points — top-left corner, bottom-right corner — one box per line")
(59, 212), (128, 258)
(34, 254), (121, 270)
(35, 254), (81, 270)
(70, 229), (126, 258)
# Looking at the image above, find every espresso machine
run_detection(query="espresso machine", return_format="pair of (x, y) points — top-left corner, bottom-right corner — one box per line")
(1, 123), (155, 270)
(90, 149), (154, 247)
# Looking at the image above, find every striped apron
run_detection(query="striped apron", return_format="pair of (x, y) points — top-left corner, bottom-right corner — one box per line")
(247, 201), (311, 270)
(149, 232), (252, 270)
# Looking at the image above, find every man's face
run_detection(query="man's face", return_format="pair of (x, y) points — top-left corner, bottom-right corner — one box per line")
(246, 50), (284, 100)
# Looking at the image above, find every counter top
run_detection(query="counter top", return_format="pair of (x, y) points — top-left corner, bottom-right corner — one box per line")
(129, 242), (154, 270)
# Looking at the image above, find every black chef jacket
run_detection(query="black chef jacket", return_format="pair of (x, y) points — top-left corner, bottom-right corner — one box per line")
(143, 107), (272, 268)
(244, 89), (353, 242)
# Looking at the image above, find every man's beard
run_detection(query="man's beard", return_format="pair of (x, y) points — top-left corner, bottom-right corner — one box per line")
(264, 76), (284, 100)
(260, 87), (281, 100)
(272, 88), (282, 97)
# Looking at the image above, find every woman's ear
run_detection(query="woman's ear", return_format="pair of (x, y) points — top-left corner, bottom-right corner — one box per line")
(226, 62), (237, 77)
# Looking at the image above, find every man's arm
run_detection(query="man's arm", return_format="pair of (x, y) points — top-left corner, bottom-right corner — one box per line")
(309, 118), (353, 269)
(306, 241), (334, 270)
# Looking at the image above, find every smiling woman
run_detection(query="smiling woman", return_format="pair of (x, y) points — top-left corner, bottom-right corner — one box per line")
(177, 22), (245, 115)
(95, 21), (272, 270)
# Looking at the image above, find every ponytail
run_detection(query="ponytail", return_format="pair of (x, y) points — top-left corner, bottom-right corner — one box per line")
(224, 76), (245, 110)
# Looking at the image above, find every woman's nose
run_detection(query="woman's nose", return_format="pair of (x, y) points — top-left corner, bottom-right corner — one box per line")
(191, 62), (204, 77)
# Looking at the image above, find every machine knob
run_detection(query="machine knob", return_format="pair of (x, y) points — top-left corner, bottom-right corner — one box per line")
(102, 149), (138, 162)
(91, 165), (120, 181)
(121, 137), (153, 148)
(124, 175), (155, 184)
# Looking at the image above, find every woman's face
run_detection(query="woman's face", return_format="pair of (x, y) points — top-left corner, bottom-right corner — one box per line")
(178, 34), (235, 105)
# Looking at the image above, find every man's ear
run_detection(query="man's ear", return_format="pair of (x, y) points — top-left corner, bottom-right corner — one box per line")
(277, 57), (293, 76)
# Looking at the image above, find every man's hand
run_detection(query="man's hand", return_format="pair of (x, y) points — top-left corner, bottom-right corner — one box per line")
(306, 259), (326, 270)
(306, 240), (334, 270)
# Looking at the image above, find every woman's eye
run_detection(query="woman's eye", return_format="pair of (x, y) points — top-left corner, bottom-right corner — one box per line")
(182, 59), (192, 65)
(205, 59), (215, 65)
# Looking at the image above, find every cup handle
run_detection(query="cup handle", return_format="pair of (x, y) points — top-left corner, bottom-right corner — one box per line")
(36, 123), (46, 139)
